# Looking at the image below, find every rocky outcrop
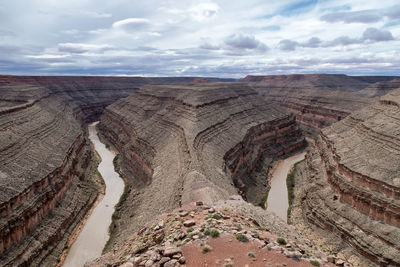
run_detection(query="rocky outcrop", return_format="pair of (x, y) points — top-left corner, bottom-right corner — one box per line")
(98, 82), (305, 250)
(243, 74), (399, 135)
(292, 89), (400, 266)
(88, 198), (334, 267)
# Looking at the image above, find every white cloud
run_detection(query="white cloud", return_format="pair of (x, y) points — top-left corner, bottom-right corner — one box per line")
(112, 18), (151, 32)
(189, 3), (219, 21)
(58, 43), (114, 54)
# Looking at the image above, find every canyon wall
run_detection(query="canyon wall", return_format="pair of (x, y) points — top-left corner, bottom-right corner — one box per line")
(292, 88), (400, 265)
(98, 82), (305, 249)
(243, 74), (399, 135)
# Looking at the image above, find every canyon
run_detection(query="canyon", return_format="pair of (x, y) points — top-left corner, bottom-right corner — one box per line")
(0, 74), (399, 267)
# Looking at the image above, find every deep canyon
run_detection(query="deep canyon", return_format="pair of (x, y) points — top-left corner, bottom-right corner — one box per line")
(0, 74), (400, 267)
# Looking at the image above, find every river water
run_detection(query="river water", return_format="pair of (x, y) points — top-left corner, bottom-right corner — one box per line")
(267, 152), (306, 222)
(62, 122), (124, 267)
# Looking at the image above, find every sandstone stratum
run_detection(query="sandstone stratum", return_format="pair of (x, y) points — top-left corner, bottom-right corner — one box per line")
(243, 74), (400, 135)
(1, 74), (400, 267)
(290, 88), (400, 266)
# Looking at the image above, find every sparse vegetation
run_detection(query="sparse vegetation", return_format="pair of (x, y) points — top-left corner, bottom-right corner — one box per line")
(236, 233), (249, 242)
(277, 237), (287, 245)
(247, 252), (256, 258)
(207, 213), (222, 220)
(210, 228), (220, 238)
(202, 245), (212, 253)
(310, 260), (321, 266)
(204, 228), (211, 236)
(258, 193), (268, 209)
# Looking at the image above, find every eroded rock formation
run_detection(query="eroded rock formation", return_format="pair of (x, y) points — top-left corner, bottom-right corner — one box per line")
(0, 75), (234, 266)
(292, 89), (400, 266)
(98, 82), (305, 249)
(243, 74), (399, 135)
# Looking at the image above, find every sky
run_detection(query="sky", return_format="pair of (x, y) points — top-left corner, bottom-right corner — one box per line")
(0, 0), (399, 77)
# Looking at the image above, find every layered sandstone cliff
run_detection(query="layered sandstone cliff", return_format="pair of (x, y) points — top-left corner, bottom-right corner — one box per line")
(98, 82), (305, 249)
(291, 89), (400, 266)
(243, 74), (399, 135)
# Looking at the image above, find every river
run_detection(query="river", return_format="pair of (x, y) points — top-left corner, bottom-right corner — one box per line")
(62, 122), (125, 267)
(266, 152), (306, 222)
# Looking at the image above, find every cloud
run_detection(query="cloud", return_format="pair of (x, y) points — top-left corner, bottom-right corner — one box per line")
(278, 39), (299, 51)
(321, 10), (382, 23)
(384, 5), (400, 19)
(112, 18), (151, 32)
(199, 42), (220, 50)
(224, 34), (268, 52)
(300, 37), (321, 48)
(362, 27), (394, 42)
(58, 43), (114, 54)
(189, 3), (219, 21)
(326, 36), (360, 46)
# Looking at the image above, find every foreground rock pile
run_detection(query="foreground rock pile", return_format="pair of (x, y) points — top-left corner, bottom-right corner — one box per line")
(89, 198), (337, 267)
(98, 82), (305, 250)
(290, 89), (400, 266)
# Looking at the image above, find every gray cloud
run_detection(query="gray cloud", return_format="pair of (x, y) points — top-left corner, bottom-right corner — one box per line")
(279, 28), (394, 51)
(224, 34), (268, 52)
(321, 10), (382, 23)
(301, 37), (322, 48)
(278, 39), (298, 51)
(362, 27), (394, 42)
(199, 42), (220, 50)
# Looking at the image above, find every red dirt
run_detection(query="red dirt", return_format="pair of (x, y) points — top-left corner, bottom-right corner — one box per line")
(182, 233), (324, 267)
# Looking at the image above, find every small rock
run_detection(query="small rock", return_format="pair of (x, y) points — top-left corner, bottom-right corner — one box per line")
(119, 263), (134, 267)
(208, 208), (215, 213)
(183, 220), (195, 227)
(164, 259), (179, 267)
(336, 259), (345, 266)
(196, 201), (203, 206)
(144, 260), (154, 267)
(159, 257), (170, 265)
(179, 211), (189, 217)
(179, 256), (186, 264)
(163, 246), (182, 257)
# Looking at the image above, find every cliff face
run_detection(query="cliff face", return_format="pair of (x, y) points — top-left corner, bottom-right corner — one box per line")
(98, 82), (305, 249)
(293, 89), (400, 266)
(243, 74), (399, 135)
(0, 86), (102, 266)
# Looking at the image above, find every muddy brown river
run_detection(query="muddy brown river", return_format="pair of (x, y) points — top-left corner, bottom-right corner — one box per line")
(267, 152), (306, 222)
(62, 122), (124, 267)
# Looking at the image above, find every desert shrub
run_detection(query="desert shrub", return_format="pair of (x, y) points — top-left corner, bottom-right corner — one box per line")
(202, 245), (212, 253)
(236, 234), (249, 243)
(310, 260), (321, 266)
(277, 237), (287, 245)
(210, 228), (220, 238)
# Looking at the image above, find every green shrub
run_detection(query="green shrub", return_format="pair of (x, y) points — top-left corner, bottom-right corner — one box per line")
(202, 245), (212, 253)
(236, 234), (249, 243)
(204, 228), (211, 236)
(210, 228), (220, 238)
(277, 237), (287, 245)
(310, 260), (321, 266)
(187, 227), (194, 233)
(247, 252), (256, 258)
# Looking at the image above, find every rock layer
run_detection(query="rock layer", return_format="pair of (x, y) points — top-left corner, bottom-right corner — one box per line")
(243, 74), (399, 135)
(294, 89), (400, 265)
(98, 82), (305, 249)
